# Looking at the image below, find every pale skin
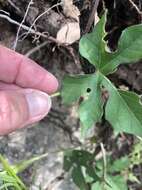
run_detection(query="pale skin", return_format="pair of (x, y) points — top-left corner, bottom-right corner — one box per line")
(0, 45), (59, 135)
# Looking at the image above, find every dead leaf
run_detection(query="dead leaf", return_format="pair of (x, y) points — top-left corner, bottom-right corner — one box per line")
(61, 0), (80, 21)
(57, 22), (80, 44)
(95, 12), (100, 25)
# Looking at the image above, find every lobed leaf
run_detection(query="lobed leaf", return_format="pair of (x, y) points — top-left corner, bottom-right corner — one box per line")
(62, 14), (142, 137)
(79, 14), (111, 70)
(80, 14), (142, 75)
(101, 23), (142, 74)
(102, 76), (142, 136)
(62, 73), (104, 136)
(62, 74), (95, 104)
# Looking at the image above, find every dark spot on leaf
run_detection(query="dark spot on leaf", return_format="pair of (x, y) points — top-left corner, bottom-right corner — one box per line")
(87, 88), (91, 93)
(79, 96), (84, 104)
(101, 89), (109, 102)
(135, 153), (138, 157)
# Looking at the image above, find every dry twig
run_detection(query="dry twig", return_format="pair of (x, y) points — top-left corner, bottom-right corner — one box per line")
(13, 0), (34, 50)
(0, 11), (79, 66)
(128, 0), (142, 15)
(0, 13), (60, 43)
(0, 10), (10, 15)
(7, 0), (21, 13)
(22, 2), (63, 41)
(25, 41), (48, 57)
(84, 0), (100, 34)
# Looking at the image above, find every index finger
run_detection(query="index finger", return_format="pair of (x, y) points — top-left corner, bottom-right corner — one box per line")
(0, 45), (58, 94)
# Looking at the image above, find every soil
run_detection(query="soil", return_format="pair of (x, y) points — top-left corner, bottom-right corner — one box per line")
(0, 0), (142, 190)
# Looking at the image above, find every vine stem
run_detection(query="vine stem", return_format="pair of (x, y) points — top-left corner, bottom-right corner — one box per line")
(51, 92), (61, 98)
(100, 143), (107, 189)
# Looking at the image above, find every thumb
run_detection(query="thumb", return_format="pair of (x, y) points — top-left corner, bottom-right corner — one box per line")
(0, 89), (51, 135)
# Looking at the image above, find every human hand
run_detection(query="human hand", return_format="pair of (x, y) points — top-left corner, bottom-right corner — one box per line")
(0, 45), (58, 135)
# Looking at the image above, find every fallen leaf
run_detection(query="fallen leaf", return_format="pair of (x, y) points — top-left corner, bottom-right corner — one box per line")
(57, 22), (80, 44)
(61, 0), (80, 21)
(95, 12), (100, 25)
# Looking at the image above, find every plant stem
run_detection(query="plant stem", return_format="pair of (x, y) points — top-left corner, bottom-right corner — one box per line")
(51, 92), (61, 98)
(100, 143), (107, 189)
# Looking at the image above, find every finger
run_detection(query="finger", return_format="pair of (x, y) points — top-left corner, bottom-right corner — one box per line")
(0, 89), (51, 135)
(0, 81), (21, 90)
(0, 45), (58, 94)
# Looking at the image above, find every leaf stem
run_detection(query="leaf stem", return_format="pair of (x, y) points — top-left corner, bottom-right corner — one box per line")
(50, 92), (61, 98)
(100, 143), (107, 188)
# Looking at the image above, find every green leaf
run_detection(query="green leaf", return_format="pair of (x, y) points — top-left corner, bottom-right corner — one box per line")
(79, 14), (110, 70)
(63, 15), (142, 138)
(62, 74), (95, 104)
(72, 166), (89, 190)
(91, 181), (102, 190)
(12, 153), (48, 174)
(0, 173), (16, 183)
(91, 181), (111, 190)
(85, 166), (100, 183)
(130, 140), (142, 166)
(0, 183), (18, 190)
(62, 73), (104, 136)
(0, 154), (27, 190)
(63, 150), (100, 189)
(92, 175), (128, 190)
(80, 14), (142, 75)
(63, 150), (94, 171)
(107, 175), (128, 190)
(103, 76), (142, 136)
(128, 173), (140, 184)
(109, 156), (130, 173)
(101, 23), (142, 74)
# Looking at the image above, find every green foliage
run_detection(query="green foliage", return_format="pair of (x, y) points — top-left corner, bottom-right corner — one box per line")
(63, 149), (130, 190)
(63, 144), (142, 190)
(102, 76), (142, 136)
(0, 154), (27, 190)
(101, 23), (142, 75)
(62, 13), (142, 137)
(0, 153), (49, 190)
(79, 14), (110, 70)
(62, 73), (104, 136)
(12, 153), (48, 174)
(61, 14), (142, 189)
(130, 139), (142, 166)
(63, 150), (100, 189)
(108, 156), (130, 173)
(80, 14), (142, 75)
(1, 11), (142, 190)
(92, 175), (128, 190)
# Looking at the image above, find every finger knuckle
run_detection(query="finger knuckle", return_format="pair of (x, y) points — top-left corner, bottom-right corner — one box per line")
(0, 91), (12, 127)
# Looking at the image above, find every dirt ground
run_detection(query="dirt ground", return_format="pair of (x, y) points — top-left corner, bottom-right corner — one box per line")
(0, 0), (142, 189)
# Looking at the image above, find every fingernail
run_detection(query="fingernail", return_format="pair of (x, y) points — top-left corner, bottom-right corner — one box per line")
(25, 90), (51, 120)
